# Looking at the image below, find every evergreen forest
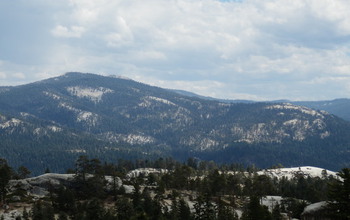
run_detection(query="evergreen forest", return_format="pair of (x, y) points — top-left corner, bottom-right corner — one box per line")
(0, 156), (349, 220)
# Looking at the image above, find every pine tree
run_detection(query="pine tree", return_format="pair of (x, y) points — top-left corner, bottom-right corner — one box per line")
(217, 197), (238, 220)
(17, 166), (31, 179)
(241, 196), (272, 220)
(271, 204), (283, 220)
(0, 159), (12, 203)
(85, 199), (105, 220)
(194, 193), (216, 220)
(116, 197), (133, 220)
(327, 168), (350, 219)
(22, 208), (29, 220)
(178, 198), (192, 220)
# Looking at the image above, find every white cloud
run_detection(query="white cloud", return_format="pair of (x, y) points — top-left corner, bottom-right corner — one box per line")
(13, 72), (26, 79)
(51, 25), (85, 38)
(1, 0), (350, 100)
(0, 72), (7, 79)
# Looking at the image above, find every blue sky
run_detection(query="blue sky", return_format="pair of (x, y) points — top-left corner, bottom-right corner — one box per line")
(1, 0), (350, 101)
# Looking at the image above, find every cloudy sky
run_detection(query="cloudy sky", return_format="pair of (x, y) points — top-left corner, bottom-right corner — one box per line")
(1, 0), (350, 101)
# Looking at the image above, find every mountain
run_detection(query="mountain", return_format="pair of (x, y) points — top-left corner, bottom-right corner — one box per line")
(0, 72), (349, 173)
(292, 99), (350, 122)
(170, 89), (254, 103)
(172, 90), (350, 122)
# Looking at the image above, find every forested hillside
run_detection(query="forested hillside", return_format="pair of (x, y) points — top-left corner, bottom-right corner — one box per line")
(0, 72), (350, 174)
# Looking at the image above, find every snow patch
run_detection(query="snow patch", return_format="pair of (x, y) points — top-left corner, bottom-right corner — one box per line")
(0, 118), (22, 129)
(67, 149), (87, 153)
(312, 118), (326, 130)
(0, 114), (7, 121)
(20, 112), (34, 118)
(181, 135), (219, 150)
(126, 168), (168, 179)
(43, 91), (61, 100)
(67, 86), (114, 103)
(58, 102), (99, 126)
(139, 96), (177, 107)
(261, 196), (284, 212)
(302, 201), (328, 214)
(320, 131), (330, 139)
(266, 103), (324, 118)
(77, 111), (99, 126)
(47, 125), (62, 132)
(257, 166), (337, 180)
(33, 128), (42, 135)
(283, 119), (300, 126)
(103, 132), (156, 145)
(58, 102), (79, 112)
(8, 173), (76, 198)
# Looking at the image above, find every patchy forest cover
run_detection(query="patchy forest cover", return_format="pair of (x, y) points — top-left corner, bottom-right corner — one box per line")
(0, 73), (350, 175)
(0, 157), (349, 220)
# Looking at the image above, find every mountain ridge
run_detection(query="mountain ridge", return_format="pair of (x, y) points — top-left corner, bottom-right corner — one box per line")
(0, 72), (349, 173)
(171, 89), (350, 121)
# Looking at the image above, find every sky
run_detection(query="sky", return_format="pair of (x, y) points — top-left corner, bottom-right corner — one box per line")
(1, 0), (350, 101)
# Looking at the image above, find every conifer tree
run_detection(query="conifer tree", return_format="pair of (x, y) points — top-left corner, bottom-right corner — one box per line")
(327, 168), (350, 219)
(22, 208), (29, 220)
(0, 159), (12, 203)
(116, 197), (133, 220)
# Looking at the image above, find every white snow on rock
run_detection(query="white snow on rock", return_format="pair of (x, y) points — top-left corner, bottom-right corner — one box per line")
(302, 201), (328, 214)
(15, 173), (75, 186)
(122, 185), (135, 194)
(266, 103), (324, 118)
(43, 91), (61, 100)
(33, 125), (62, 136)
(8, 173), (75, 198)
(20, 112), (34, 118)
(181, 135), (219, 150)
(8, 173), (134, 200)
(77, 111), (99, 126)
(66, 149), (87, 153)
(58, 102), (79, 112)
(47, 125), (62, 132)
(320, 131), (330, 139)
(122, 133), (155, 145)
(67, 86), (114, 103)
(126, 168), (169, 179)
(104, 176), (134, 194)
(283, 119), (302, 126)
(58, 102), (99, 126)
(103, 132), (156, 145)
(0, 114), (6, 121)
(261, 196), (284, 212)
(0, 118), (22, 129)
(139, 96), (176, 107)
(257, 166), (337, 180)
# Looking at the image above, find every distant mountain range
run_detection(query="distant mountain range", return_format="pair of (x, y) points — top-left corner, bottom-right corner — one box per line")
(0, 72), (349, 174)
(172, 90), (350, 121)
